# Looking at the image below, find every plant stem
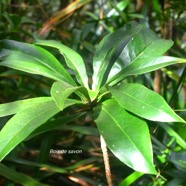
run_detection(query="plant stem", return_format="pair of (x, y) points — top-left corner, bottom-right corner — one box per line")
(154, 70), (162, 94)
(100, 135), (113, 186)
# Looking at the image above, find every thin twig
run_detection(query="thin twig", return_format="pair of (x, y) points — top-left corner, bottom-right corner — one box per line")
(100, 135), (113, 186)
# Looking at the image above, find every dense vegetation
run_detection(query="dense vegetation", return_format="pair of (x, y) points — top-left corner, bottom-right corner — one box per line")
(0, 0), (186, 186)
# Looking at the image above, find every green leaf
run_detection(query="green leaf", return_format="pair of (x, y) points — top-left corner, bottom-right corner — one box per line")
(106, 0), (129, 21)
(107, 0), (131, 17)
(0, 98), (80, 160)
(0, 99), (61, 161)
(0, 97), (54, 117)
(0, 52), (64, 82)
(50, 81), (84, 110)
(107, 28), (186, 85)
(34, 40), (89, 89)
(109, 56), (186, 85)
(0, 163), (48, 186)
(0, 97), (82, 161)
(109, 83), (185, 123)
(50, 82), (88, 110)
(27, 112), (87, 139)
(94, 99), (156, 174)
(0, 40), (75, 85)
(92, 21), (143, 90)
(120, 27), (173, 61)
(119, 171), (144, 186)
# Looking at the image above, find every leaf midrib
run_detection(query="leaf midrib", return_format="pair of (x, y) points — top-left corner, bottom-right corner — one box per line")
(1, 59), (64, 82)
(102, 106), (152, 165)
(108, 58), (178, 85)
(0, 98), (53, 116)
(129, 38), (161, 63)
(27, 52), (71, 83)
(62, 53), (86, 86)
(115, 89), (168, 116)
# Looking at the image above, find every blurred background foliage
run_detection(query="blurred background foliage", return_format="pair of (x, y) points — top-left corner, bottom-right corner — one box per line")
(0, 0), (186, 185)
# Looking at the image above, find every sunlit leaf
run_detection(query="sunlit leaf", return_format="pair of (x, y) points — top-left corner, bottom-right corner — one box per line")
(0, 52), (68, 82)
(109, 56), (186, 85)
(0, 40), (75, 85)
(107, 27), (186, 85)
(0, 97), (80, 161)
(109, 83), (185, 123)
(35, 40), (89, 89)
(94, 99), (157, 174)
(50, 81), (85, 110)
(0, 97), (54, 117)
(92, 21), (143, 90)
(119, 171), (144, 186)
(0, 99), (60, 161)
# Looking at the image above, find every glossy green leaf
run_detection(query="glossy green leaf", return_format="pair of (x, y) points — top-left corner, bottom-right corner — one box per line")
(0, 52), (64, 82)
(51, 81), (83, 110)
(107, 27), (186, 85)
(92, 21), (143, 90)
(109, 56), (186, 85)
(0, 40), (75, 85)
(34, 40), (89, 89)
(94, 99), (156, 174)
(87, 89), (98, 101)
(119, 171), (144, 186)
(0, 163), (48, 186)
(0, 97), (81, 161)
(0, 99), (60, 161)
(51, 81), (90, 109)
(120, 27), (173, 61)
(0, 97), (54, 117)
(109, 83), (185, 123)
